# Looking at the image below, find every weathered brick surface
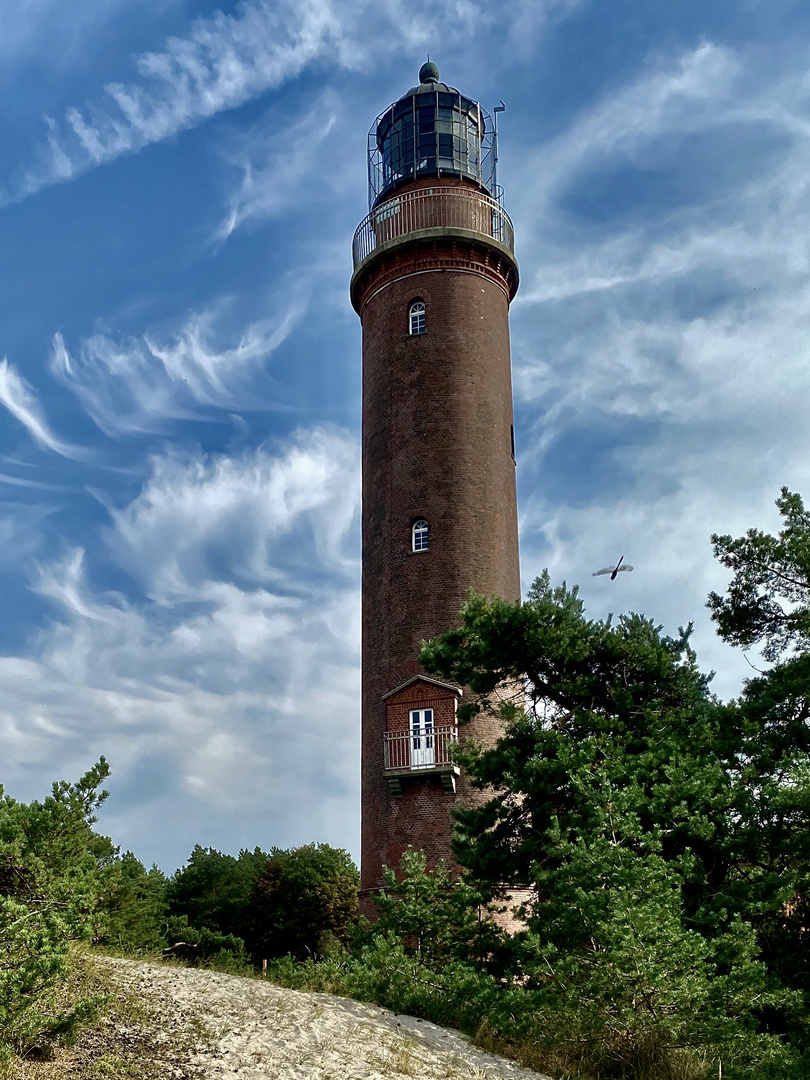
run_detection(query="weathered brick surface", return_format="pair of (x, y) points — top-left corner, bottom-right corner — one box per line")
(357, 177), (520, 897)
(384, 678), (458, 734)
(386, 697), (456, 735)
(352, 235), (518, 317)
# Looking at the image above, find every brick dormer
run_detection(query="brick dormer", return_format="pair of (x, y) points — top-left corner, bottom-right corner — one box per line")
(381, 677), (461, 796)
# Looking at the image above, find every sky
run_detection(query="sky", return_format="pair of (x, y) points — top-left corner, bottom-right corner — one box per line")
(1, 0), (809, 874)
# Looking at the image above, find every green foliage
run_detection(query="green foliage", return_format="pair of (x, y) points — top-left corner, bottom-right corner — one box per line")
(99, 852), (168, 953)
(162, 842), (359, 966)
(166, 844), (267, 938)
(0, 759), (110, 1062)
(708, 493), (810, 1003)
(709, 487), (810, 660)
(340, 935), (509, 1034)
(244, 843), (359, 961)
(161, 914), (251, 970)
(418, 574), (810, 1072)
(267, 933), (513, 1040)
(521, 837), (794, 1077)
(355, 847), (507, 974)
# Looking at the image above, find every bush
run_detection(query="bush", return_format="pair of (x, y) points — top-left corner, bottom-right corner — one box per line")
(243, 843), (359, 961)
(0, 760), (110, 1063)
(267, 932), (509, 1036)
(353, 848), (506, 974)
(166, 845), (266, 939)
(164, 842), (359, 966)
(161, 914), (251, 970)
(265, 840), (804, 1080)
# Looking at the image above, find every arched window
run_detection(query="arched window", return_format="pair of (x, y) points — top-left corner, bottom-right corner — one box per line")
(409, 300), (426, 336)
(412, 519), (429, 552)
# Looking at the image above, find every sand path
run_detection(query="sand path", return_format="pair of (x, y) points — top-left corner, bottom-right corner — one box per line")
(101, 956), (549, 1080)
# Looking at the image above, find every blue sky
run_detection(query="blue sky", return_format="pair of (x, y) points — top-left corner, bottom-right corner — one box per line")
(2, 0), (809, 873)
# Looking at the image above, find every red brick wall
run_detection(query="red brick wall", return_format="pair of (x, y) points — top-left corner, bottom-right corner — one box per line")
(352, 235), (518, 315)
(358, 179), (520, 897)
(360, 772), (459, 919)
(384, 680), (458, 734)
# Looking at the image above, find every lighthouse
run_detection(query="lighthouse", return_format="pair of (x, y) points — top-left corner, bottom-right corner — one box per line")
(351, 63), (520, 902)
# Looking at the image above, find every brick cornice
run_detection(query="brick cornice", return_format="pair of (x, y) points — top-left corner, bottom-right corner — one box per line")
(351, 232), (519, 315)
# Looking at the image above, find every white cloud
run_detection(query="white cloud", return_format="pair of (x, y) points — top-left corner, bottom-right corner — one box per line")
(0, 357), (84, 458)
(50, 299), (305, 435)
(0, 427), (361, 867)
(0, 503), (58, 568)
(217, 89), (345, 240)
(7, 0), (584, 203)
(12, 0), (357, 200)
(6, 12), (806, 874)
(506, 42), (810, 697)
(509, 42), (742, 251)
(33, 0), (342, 190)
(509, 42), (810, 443)
(109, 426), (360, 598)
(503, 0), (583, 55)
(509, 40), (810, 305)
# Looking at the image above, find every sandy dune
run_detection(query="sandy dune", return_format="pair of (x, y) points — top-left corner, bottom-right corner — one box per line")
(101, 956), (549, 1080)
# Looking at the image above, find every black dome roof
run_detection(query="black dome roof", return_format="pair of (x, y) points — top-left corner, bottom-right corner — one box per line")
(402, 62), (459, 99)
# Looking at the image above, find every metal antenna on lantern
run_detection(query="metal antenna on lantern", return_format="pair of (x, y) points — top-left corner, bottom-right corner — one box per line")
(493, 101), (505, 198)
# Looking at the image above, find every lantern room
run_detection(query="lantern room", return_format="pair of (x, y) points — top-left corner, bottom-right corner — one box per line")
(367, 61), (498, 209)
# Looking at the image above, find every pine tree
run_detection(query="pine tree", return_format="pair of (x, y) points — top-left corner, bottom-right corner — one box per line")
(709, 487), (810, 660)
(0, 759), (111, 1062)
(420, 575), (807, 1070)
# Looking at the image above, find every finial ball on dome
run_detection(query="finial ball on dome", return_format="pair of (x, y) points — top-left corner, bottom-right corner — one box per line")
(419, 61), (440, 84)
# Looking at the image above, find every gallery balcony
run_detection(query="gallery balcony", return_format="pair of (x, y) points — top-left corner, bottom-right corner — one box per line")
(351, 186), (515, 270)
(383, 725), (460, 796)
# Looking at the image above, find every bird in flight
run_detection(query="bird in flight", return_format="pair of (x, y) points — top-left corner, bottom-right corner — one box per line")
(593, 555), (634, 580)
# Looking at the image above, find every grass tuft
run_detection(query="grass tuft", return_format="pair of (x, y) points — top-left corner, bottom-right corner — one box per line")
(1, 949), (211, 1080)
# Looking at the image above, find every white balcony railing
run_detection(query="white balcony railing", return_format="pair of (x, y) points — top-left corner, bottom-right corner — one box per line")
(384, 725), (458, 772)
(352, 187), (515, 269)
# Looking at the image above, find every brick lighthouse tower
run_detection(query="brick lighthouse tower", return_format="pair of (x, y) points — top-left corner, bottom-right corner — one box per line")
(350, 63), (520, 902)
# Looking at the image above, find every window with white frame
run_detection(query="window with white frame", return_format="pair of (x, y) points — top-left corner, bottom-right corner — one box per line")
(409, 300), (426, 335)
(412, 519), (429, 552)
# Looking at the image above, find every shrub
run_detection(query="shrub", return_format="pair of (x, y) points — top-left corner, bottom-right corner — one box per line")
(0, 760), (110, 1063)
(243, 843), (359, 961)
(161, 914), (250, 970)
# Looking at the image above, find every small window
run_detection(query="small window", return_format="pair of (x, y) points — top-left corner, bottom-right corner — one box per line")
(409, 300), (426, 335)
(412, 519), (429, 552)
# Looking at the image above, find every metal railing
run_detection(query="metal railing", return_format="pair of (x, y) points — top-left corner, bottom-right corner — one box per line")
(384, 726), (457, 772)
(352, 188), (514, 268)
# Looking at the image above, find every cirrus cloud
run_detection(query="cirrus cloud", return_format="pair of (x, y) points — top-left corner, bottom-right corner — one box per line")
(2, 425), (360, 867)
